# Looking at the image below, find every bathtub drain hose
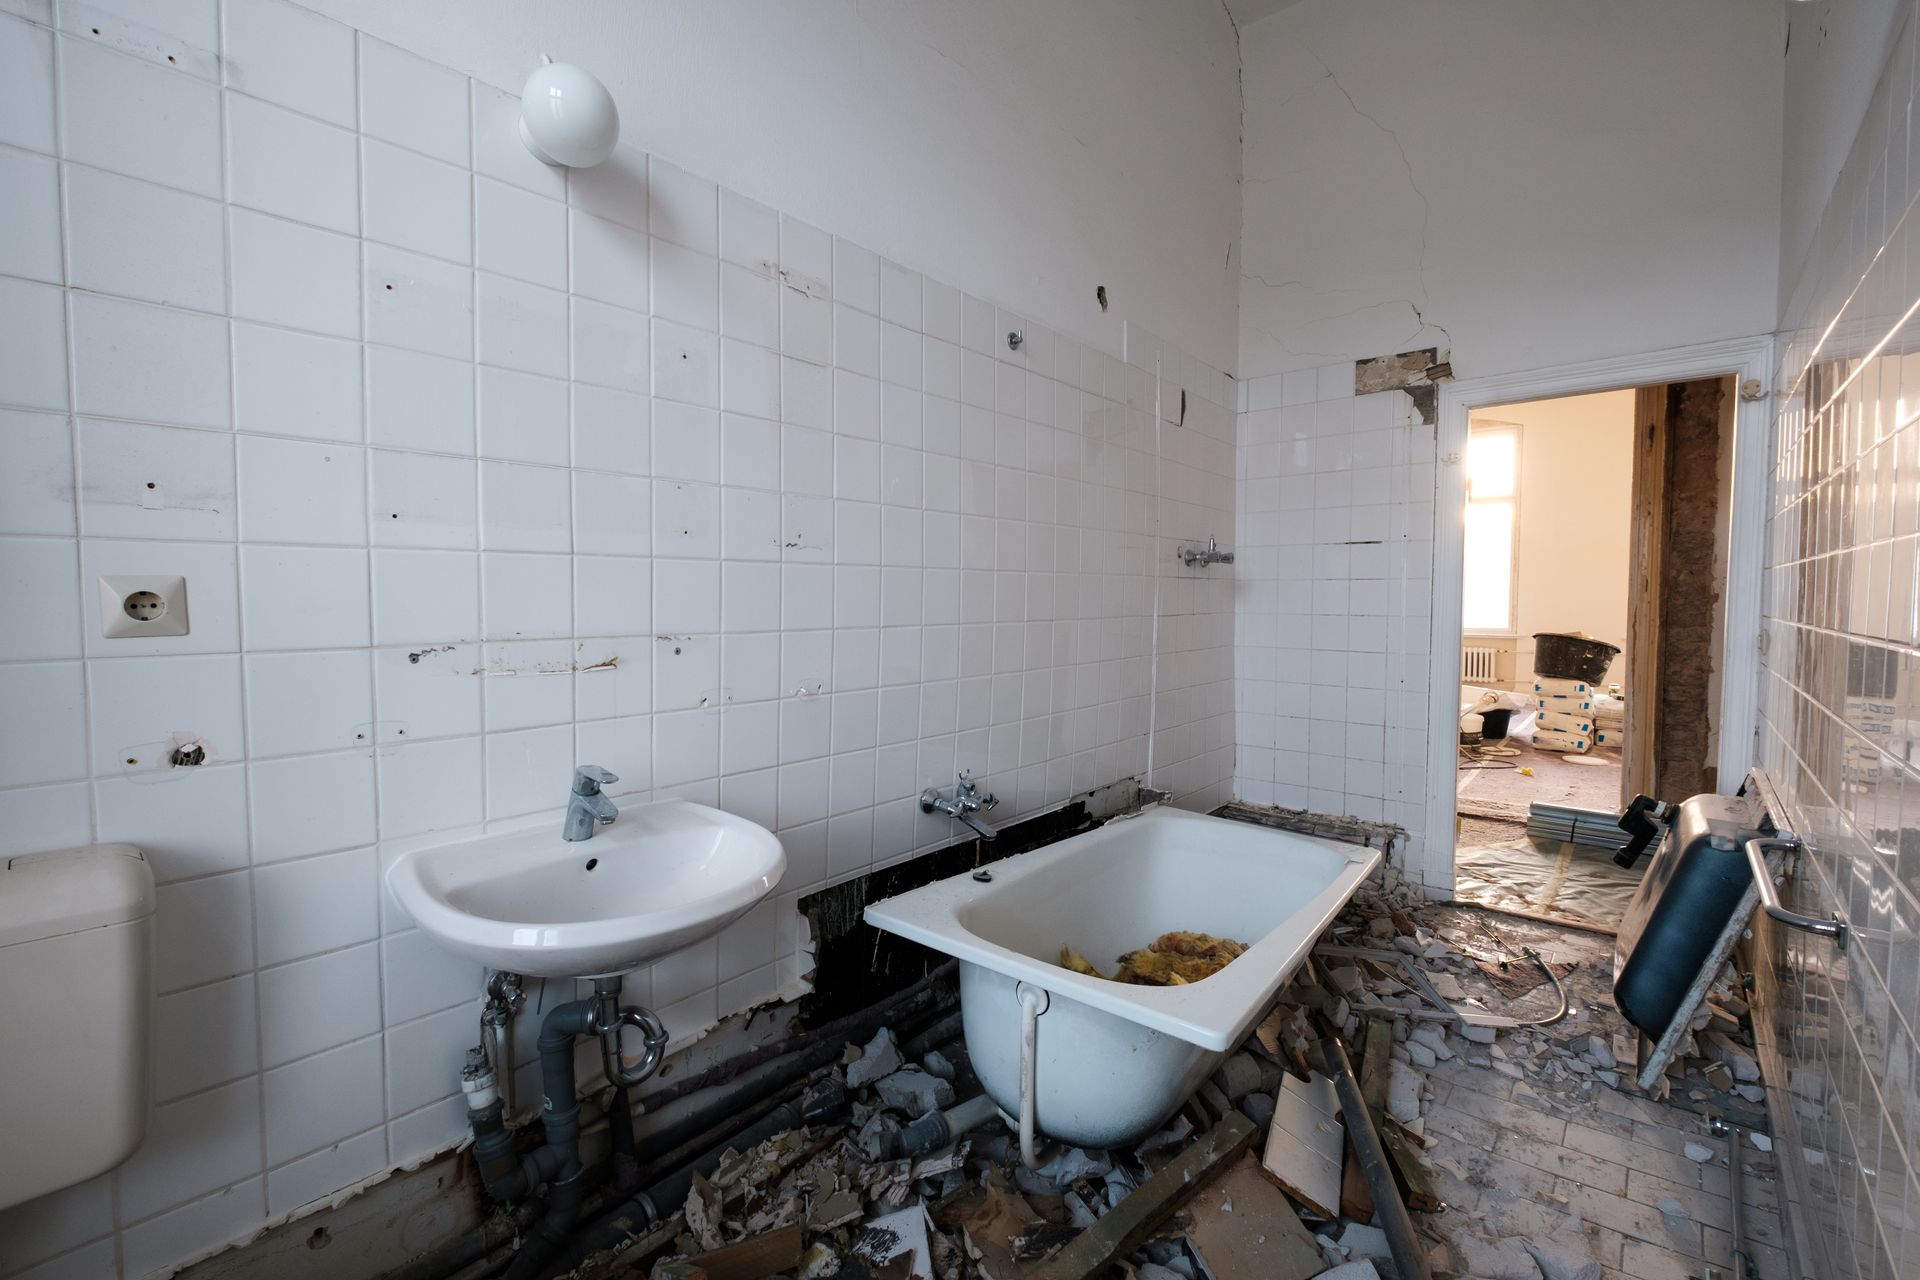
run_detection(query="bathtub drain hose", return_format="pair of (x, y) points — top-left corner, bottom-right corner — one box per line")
(1016, 982), (1050, 1170)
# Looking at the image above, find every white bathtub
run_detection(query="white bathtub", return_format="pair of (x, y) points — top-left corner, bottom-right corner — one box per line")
(864, 806), (1381, 1149)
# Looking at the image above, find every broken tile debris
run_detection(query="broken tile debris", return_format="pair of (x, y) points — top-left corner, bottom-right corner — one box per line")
(561, 857), (1781, 1280)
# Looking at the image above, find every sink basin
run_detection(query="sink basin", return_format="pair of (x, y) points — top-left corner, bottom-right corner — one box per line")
(386, 799), (785, 978)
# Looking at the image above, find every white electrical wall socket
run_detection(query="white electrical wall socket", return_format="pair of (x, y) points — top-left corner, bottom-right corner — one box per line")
(98, 575), (190, 638)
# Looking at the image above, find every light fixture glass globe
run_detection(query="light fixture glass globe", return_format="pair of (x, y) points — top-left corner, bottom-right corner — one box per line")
(518, 61), (619, 168)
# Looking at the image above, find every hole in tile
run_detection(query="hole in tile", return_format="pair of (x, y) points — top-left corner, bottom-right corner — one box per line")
(585, 858), (599, 871)
(1096, 285), (1109, 312)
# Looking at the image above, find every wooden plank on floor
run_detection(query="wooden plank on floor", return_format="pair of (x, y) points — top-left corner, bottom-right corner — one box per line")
(1184, 1155), (1323, 1280)
(1027, 1113), (1256, 1280)
(684, 1225), (805, 1280)
(1260, 1072), (1342, 1219)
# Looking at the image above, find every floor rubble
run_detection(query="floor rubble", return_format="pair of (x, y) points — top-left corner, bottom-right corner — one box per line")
(557, 864), (1786, 1280)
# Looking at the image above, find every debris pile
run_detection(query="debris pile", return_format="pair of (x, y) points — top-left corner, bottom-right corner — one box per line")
(566, 860), (1776, 1280)
(1060, 931), (1248, 985)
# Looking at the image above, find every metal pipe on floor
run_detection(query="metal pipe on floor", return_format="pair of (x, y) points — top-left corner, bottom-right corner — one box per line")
(1311, 1022), (1433, 1280)
(1712, 1118), (1756, 1280)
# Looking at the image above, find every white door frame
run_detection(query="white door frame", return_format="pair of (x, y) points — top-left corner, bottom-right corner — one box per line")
(1419, 334), (1774, 894)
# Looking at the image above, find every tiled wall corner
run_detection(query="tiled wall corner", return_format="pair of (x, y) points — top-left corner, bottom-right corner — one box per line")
(0, 2), (1234, 1275)
(1759, 1), (1920, 1274)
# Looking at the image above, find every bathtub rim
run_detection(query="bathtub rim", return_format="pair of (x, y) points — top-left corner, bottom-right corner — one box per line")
(863, 807), (1382, 1052)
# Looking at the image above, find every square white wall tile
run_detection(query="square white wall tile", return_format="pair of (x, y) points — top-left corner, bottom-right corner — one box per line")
(257, 942), (380, 1067)
(480, 461), (572, 552)
(0, 14), (56, 155)
(267, 1128), (386, 1218)
(69, 291), (228, 427)
(223, 0), (355, 126)
(0, 659), (85, 785)
(154, 974), (257, 1102)
(226, 93), (359, 233)
(0, 146), (60, 282)
(372, 451), (478, 549)
(237, 437), (367, 545)
(234, 323), (364, 443)
(254, 845), (378, 966)
(368, 346), (474, 454)
(64, 164), (225, 312)
(246, 650), (372, 757)
(481, 552), (571, 640)
(366, 243), (474, 360)
(360, 36), (468, 165)
(263, 1035), (385, 1164)
(648, 158), (716, 255)
(87, 652), (243, 774)
(0, 780), (90, 856)
(477, 272), (569, 377)
(60, 37), (220, 196)
(372, 549), (479, 644)
(114, 1077), (261, 1222)
(362, 138), (472, 262)
(573, 384), (650, 475)
(240, 545), (370, 651)
(96, 763), (249, 881)
(152, 869), (252, 992)
(478, 366), (571, 465)
(120, 1182), (265, 1280)
(377, 733), (482, 837)
(0, 275), (66, 411)
(571, 209), (649, 309)
(230, 207), (361, 339)
(77, 419), (235, 542)
(249, 751), (375, 862)
(476, 177), (567, 287)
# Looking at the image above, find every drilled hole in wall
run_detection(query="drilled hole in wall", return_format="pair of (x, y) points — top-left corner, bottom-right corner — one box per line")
(1096, 285), (1109, 312)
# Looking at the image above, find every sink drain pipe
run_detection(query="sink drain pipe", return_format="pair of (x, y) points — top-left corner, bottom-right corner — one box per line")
(465, 977), (667, 1280)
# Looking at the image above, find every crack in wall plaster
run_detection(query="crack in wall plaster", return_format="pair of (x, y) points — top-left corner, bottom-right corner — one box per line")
(1242, 41), (1454, 364)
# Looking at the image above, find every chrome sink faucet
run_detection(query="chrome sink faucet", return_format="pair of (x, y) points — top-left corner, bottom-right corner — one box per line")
(563, 765), (619, 841)
(921, 771), (999, 841)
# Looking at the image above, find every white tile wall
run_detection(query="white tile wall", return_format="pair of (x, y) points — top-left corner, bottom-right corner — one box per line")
(1232, 369), (1433, 863)
(0, 4), (1235, 1276)
(1758, 2), (1920, 1274)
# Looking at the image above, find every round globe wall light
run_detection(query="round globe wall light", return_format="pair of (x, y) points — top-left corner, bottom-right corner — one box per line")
(518, 59), (620, 168)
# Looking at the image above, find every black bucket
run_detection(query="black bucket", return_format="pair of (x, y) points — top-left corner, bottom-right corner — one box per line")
(1533, 632), (1621, 683)
(1480, 708), (1513, 741)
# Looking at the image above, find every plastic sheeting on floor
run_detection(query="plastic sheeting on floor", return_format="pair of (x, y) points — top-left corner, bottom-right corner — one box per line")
(1452, 828), (1646, 930)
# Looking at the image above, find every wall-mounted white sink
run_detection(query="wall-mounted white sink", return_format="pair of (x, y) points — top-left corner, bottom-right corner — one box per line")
(386, 799), (785, 978)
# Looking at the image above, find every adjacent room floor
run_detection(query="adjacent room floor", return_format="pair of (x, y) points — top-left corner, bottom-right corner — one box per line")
(1454, 739), (1641, 929)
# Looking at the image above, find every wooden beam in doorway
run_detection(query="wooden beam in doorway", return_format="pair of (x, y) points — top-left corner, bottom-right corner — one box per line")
(1622, 385), (1668, 805)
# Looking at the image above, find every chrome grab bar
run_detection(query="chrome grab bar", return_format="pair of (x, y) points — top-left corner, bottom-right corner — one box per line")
(1743, 835), (1849, 950)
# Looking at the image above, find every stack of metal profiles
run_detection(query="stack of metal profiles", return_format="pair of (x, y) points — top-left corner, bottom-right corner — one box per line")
(1525, 801), (1648, 854)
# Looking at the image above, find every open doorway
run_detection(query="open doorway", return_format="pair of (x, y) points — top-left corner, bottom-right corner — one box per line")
(1449, 378), (1735, 927)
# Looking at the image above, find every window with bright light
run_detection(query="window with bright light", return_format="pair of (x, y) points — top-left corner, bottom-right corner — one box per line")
(1463, 425), (1518, 633)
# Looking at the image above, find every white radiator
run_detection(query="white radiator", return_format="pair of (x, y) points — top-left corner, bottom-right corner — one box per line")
(1461, 645), (1499, 684)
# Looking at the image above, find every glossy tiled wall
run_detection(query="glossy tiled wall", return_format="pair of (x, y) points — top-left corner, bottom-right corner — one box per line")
(1233, 372), (1433, 869)
(1760, 1), (1920, 1273)
(0, 1), (1234, 1273)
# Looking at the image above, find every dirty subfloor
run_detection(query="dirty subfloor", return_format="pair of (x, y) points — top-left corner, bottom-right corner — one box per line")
(1417, 904), (1787, 1280)
(550, 881), (1787, 1280)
